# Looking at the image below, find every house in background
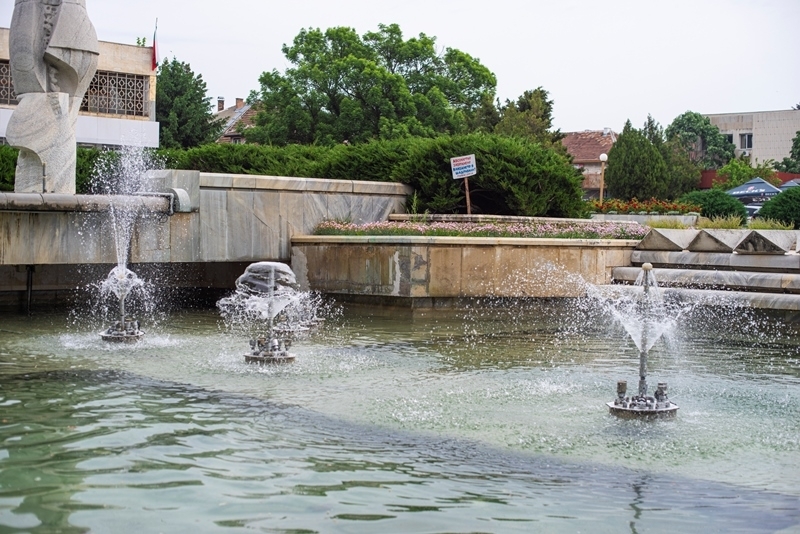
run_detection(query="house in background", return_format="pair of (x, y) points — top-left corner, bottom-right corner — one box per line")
(0, 27), (159, 148)
(215, 97), (257, 144)
(704, 109), (800, 164)
(561, 129), (616, 199)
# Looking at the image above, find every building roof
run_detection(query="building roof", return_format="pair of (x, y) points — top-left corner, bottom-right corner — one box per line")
(561, 129), (617, 163)
(215, 100), (259, 143)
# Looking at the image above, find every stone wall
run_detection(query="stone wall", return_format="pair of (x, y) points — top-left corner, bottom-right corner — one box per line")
(0, 171), (412, 305)
(292, 236), (638, 305)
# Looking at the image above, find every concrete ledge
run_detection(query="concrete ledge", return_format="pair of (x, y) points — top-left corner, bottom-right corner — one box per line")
(0, 193), (170, 212)
(591, 213), (699, 226)
(599, 284), (800, 311)
(630, 250), (800, 272)
(613, 266), (800, 293)
(199, 173), (413, 196)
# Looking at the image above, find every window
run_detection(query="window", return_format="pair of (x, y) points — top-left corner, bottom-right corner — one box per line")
(81, 71), (150, 117)
(725, 134), (734, 145)
(0, 60), (16, 106)
(0, 61), (149, 118)
(740, 133), (753, 149)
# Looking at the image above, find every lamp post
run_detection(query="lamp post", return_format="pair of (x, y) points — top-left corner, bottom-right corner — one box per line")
(599, 153), (608, 202)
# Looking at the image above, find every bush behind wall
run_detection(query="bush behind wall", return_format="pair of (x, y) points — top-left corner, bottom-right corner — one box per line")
(0, 136), (587, 218)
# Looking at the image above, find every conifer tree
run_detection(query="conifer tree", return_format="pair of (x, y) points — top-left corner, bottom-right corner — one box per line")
(605, 120), (668, 200)
(156, 58), (223, 149)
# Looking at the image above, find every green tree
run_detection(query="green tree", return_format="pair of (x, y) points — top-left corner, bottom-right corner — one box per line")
(156, 57), (223, 149)
(246, 24), (496, 146)
(716, 157), (778, 189)
(678, 188), (748, 220)
(664, 111), (735, 170)
(604, 120), (667, 200)
(773, 130), (800, 173)
(494, 87), (564, 149)
(641, 114), (700, 198)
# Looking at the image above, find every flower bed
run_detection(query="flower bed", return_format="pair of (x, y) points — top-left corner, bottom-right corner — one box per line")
(589, 198), (701, 215)
(314, 219), (649, 240)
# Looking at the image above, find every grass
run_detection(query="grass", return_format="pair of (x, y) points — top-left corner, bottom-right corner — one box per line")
(696, 215), (744, 229)
(747, 218), (795, 230)
(646, 218), (689, 229)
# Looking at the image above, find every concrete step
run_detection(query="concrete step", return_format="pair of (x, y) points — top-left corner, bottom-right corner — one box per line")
(612, 266), (800, 294)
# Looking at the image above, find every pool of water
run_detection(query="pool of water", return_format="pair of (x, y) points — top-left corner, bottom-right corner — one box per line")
(1, 300), (799, 533)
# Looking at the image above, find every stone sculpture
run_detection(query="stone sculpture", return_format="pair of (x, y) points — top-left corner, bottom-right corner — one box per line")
(7, 0), (99, 194)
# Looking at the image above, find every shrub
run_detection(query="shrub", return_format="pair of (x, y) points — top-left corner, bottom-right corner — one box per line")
(757, 188), (800, 229)
(0, 145), (18, 191)
(678, 189), (748, 220)
(392, 134), (586, 217)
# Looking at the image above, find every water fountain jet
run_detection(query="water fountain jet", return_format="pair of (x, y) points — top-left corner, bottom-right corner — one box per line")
(607, 263), (679, 418)
(218, 262), (324, 364)
(100, 265), (144, 342)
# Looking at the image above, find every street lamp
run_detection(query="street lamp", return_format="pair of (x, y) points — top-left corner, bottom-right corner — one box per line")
(599, 153), (608, 202)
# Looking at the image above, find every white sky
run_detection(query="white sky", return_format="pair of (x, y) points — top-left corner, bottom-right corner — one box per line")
(2, 0), (798, 133)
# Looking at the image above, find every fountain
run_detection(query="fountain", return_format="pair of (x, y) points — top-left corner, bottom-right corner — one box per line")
(217, 261), (324, 364)
(99, 265), (145, 342)
(606, 263), (679, 417)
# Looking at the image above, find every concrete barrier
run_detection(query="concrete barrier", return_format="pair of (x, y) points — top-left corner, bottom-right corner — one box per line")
(291, 235), (638, 305)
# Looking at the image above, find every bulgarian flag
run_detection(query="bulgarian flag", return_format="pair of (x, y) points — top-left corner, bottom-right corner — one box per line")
(151, 19), (158, 70)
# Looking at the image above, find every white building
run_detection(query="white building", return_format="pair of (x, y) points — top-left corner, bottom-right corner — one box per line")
(0, 27), (159, 148)
(704, 109), (800, 165)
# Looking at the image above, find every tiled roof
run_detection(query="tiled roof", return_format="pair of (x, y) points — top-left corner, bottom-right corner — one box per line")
(561, 130), (617, 163)
(216, 103), (259, 142)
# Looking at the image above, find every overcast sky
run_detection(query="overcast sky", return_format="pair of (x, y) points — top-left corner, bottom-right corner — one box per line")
(2, 0), (797, 133)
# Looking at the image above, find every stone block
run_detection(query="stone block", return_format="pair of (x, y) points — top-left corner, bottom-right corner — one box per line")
(199, 190), (228, 262)
(494, 246), (529, 297)
(687, 229), (750, 252)
(428, 246), (462, 297)
(636, 229), (699, 251)
(460, 246), (495, 296)
(735, 230), (797, 255)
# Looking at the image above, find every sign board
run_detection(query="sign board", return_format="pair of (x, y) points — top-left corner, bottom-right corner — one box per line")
(450, 154), (477, 180)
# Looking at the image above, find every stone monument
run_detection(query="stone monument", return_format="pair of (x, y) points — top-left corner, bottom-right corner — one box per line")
(7, 0), (99, 194)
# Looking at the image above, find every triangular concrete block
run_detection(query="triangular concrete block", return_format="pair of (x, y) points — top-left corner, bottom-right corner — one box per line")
(735, 230), (797, 254)
(636, 229), (699, 251)
(687, 229), (750, 252)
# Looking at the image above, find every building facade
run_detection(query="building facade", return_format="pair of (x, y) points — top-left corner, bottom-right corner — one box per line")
(0, 27), (159, 148)
(561, 129), (616, 199)
(704, 110), (800, 165)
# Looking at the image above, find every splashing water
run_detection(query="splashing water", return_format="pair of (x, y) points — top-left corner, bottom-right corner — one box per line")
(218, 262), (330, 355)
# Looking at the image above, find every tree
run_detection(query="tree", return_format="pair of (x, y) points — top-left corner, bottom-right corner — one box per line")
(664, 111), (735, 170)
(604, 120), (668, 200)
(773, 130), (800, 173)
(716, 157), (778, 189)
(156, 58), (224, 149)
(642, 114), (700, 199)
(493, 87), (564, 149)
(246, 24), (496, 146)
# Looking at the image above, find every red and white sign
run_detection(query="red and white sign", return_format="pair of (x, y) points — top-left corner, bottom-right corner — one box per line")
(450, 154), (477, 180)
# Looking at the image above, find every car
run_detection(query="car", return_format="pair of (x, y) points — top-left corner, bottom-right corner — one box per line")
(745, 203), (762, 218)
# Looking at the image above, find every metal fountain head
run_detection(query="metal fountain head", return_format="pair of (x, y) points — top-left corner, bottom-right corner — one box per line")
(607, 262), (678, 418)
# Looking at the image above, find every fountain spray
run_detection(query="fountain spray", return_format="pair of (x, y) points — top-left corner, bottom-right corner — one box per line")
(607, 263), (678, 418)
